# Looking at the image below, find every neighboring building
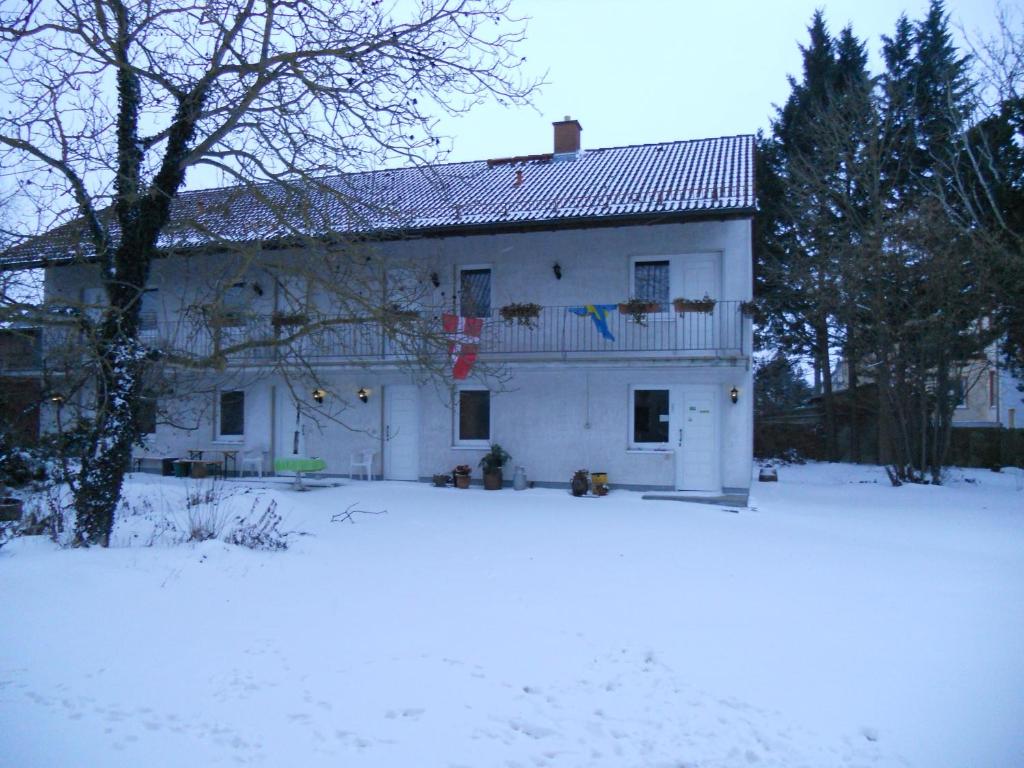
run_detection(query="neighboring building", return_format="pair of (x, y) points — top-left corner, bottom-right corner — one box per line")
(0, 328), (42, 445)
(950, 346), (1024, 430)
(11, 119), (756, 495)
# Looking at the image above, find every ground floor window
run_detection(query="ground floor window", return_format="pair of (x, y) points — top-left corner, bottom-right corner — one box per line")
(218, 390), (245, 439)
(631, 387), (669, 448)
(137, 393), (158, 435)
(455, 387), (490, 446)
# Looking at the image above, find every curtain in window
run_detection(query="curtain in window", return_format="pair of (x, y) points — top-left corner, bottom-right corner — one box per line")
(460, 269), (491, 318)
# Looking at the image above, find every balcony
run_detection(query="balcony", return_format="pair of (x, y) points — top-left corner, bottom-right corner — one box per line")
(38, 302), (749, 368)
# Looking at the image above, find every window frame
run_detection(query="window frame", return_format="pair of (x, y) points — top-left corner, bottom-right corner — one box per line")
(954, 377), (969, 410)
(629, 257), (672, 315)
(453, 385), (491, 448)
(216, 389), (246, 442)
(137, 392), (158, 436)
(457, 264), (493, 319)
(629, 385), (671, 450)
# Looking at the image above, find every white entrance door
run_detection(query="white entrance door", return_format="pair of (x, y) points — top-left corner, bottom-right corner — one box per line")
(671, 385), (719, 492)
(384, 385), (419, 481)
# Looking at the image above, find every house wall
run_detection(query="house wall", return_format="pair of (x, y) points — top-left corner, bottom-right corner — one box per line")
(44, 218), (753, 317)
(43, 217), (754, 490)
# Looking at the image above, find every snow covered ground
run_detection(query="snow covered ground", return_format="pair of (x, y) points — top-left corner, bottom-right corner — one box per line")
(1, 463), (1022, 767)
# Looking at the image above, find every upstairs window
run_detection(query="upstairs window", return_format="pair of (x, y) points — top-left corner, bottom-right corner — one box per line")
(459, 267), (491, 318)
(633, 260), (670, 311)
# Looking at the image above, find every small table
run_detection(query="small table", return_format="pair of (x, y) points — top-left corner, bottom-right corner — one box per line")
(187, 449), (240, 477)
(274, 457), (327, 489)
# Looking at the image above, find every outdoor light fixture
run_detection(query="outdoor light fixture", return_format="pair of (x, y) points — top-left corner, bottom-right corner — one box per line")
(49, 394), (65, 405)
(552, 262), (563, 280)
(357, 387), (370, 404)
(730, 386), (739, 404)
(312, 388), (326, 404)
(430, 271), (440, 288)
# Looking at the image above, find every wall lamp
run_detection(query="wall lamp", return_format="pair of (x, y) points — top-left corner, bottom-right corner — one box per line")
(357, 387), (370, 404)
(552, 262), (562, 280)
(730, 386), (739, 404)
(312, 388), (326, 404)
(49, 393), (65, 405)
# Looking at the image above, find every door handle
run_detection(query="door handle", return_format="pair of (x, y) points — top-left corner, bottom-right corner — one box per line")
(386, 425), (391, 441)
(678, 428), (683, 447)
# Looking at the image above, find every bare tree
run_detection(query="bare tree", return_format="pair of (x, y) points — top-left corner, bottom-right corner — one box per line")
(0, 0), (537, 545)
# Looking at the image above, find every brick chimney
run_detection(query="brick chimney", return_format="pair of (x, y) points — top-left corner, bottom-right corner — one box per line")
(553, 116), (582, 155)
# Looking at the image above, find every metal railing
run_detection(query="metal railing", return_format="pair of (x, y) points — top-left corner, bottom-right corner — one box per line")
(26, 302), (747, 368)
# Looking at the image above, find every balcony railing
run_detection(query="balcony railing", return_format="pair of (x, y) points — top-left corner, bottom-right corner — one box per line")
(32, 302), (748, 367)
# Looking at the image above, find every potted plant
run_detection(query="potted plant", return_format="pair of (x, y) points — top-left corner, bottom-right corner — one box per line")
(571, 469), (590, 497)
(673, 295), (716, 313)
(271, 311), (310, 328)
(432, 473), (450, 488)
(478, 443), (512, 490)
(499, 302), (542, 328)
(618, 298), (662, 325)
(453, 464), (471, 489)
(739, 299), (760, 319)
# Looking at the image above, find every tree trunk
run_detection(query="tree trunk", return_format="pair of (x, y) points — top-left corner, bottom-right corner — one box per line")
(73, 326), (147, 546)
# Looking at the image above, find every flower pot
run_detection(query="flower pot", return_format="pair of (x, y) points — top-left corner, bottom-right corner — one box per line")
(483, 470), (503, 490)
(432, 474), (450, 487)
(571, 469), (589, 497)
(0, 497), (24, 522)
(455, 474), (471, 489)
(673, 298), (715, 314)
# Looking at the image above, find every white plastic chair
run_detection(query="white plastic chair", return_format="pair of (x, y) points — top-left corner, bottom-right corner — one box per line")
(239, 447), (266, 479)
(349, 449), (375, 481)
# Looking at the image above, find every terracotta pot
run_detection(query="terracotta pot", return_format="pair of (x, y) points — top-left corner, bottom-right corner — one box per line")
(483, 470), (503, 490)
(455, 474), (471, 489)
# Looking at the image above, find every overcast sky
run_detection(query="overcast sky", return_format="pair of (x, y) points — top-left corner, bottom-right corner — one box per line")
(438, 0), (1010, 163)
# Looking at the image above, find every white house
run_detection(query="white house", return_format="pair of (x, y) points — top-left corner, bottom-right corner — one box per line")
(31, 119), (757, 497)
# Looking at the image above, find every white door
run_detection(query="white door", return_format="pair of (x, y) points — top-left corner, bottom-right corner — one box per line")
(671, 385), (719, 492)
(384, 385), (419, 481)
(673, 253), (719, 350)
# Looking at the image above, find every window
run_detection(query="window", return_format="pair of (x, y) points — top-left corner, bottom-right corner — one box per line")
(954, 377), (969, 409)
(633, 260), (670, 311)
(218, 390), (245, 439)
(137, 393), (157, 435)
(631, 388), (669, 447)
(455, 388), (490, 446)
(140, 288), (159, 330)
(215, 282), (249, 327)
(459, 267), (491, 318)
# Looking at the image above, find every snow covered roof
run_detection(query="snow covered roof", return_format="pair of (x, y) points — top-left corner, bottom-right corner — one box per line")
(5, 134), (755, 267)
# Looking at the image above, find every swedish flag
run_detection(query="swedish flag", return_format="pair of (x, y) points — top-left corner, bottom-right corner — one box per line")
(569, 304), (617, 341)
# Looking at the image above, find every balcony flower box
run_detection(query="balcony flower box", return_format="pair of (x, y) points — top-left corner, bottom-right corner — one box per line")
(673, 297), (716, 314)
(618, 299), (662, 325)
(499, 302), (542, 328)
(271, 312), (309, 328)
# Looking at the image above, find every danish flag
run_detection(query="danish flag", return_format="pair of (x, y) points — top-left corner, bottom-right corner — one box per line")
(442, 314), (483, 380)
